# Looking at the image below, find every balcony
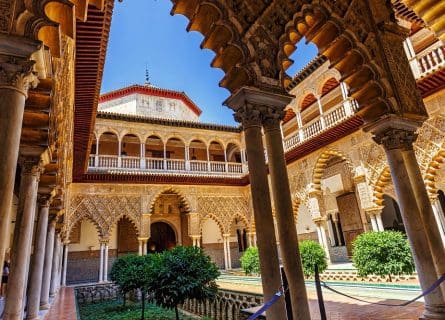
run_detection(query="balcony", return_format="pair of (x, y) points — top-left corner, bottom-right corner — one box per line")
(88, 155), (246, 177)
(411, 44), (445, 79)
(284, 99), (359, 152)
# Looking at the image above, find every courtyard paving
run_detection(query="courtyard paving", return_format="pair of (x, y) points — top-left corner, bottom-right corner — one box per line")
(218, 277), (424, 320)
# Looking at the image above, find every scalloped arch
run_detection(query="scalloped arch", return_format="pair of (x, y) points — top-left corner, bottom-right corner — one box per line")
(311, 148), (354, 191)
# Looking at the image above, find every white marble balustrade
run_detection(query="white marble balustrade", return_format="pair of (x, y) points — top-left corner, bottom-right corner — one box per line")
(89, 155), (245, 176)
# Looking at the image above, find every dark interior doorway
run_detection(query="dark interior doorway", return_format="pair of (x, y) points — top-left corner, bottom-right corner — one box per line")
(148, 222), (176, 253)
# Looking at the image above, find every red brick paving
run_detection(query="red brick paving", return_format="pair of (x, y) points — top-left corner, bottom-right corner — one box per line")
(44, 287), (77, 320)
(44, 285), (424, 320)
(308, 292), (424, 320)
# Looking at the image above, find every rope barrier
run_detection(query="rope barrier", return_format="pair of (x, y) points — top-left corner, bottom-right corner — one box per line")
(320, 274), (445, 307)
(246, 287), (286, 320)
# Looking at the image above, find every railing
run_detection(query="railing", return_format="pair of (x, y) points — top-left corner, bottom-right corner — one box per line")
(97, 155), (118, 168)
(190, 160), (208, 172)
(416, 45), (445, 77)
(146, 157), (164, 170)
(89, 155), (245, 176)
(121, 156), (140, 169)
(284, 100), (357, 152)
(166, 159), (186, 171)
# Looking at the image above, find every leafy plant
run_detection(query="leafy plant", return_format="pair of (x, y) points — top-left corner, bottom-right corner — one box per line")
(352, 231), (415, 281)
(299, 240), (328, 278)
(240, 246), (260, 275)
(146, 246), (220, 320)
(109, 254), (151, 319)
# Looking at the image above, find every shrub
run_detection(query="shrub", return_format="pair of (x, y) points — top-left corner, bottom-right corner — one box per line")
(299, 240), (328, 278)
(352, 231), (415, 281)
(240, 247), (260, 275)
(110, 254), (151, 319)
(146, 246), (220, 320)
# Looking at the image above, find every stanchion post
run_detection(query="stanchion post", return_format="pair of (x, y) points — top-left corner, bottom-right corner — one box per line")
(280, 266), (293, 320)
(315, 264), (327, 320)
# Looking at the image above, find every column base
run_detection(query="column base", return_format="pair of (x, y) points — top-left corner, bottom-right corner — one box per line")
(39, 303), (50, 310)
(421, 304), (445, 319)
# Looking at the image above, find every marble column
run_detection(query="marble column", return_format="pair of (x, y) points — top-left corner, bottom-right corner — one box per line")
(142, 240), (148, 255)
(402, 139), (445, 283)
(3, 158), (42, 320)
(40, 218), (56, 309)
(368, 118), (445, 317)
(226, 89), (286, 320)
(103, 242), (109, 282)
(431, 200), (445, 247)
(223, 234), (232, 270)
(0, 37), (40, 278)
(314, 219), (331, 263)
(98, 242), (104, 282)
(369, 214), (379, 231)
(222, 236), (229, 270)
(138, 238), (143, 256)
(263, 105), (311, 320)
(26, 195), (51, 320)
(49, 235), (61, 298)
(61, 243), (69, 286)
(375, 212), (384, 232)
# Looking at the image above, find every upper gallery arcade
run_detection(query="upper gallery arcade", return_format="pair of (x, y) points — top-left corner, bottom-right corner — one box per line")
(0, 1), (445, 320)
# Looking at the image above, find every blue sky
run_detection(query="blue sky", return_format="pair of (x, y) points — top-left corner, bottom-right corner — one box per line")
(101, 1), (318, 125)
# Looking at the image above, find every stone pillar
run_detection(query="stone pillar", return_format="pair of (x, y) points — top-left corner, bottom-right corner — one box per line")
(40, 218), (56, 310)
(98, 242), (104, 282)
(222, 236), (228, 270)
(375, 212), (384, 232)
(369, 214), (379, 231)
(26, 195), (52, 320)
(367, 117), (445, 317)
(0, 37), (40, 277)
(138, 238), (143, 256)
(226, 89), (288, 320)
(223, 234), (232, 270)
(314, 219), (331, 263)
(3, 158), (42, 320)
(103, 242), (109, 282)
(191, 235), (201, 247)
(431, 199), (445, 247)
(316, 97), (326, 129)
(142, 240), (148, 255)
(49, 235), (61, 298)
(61, 243), (69, 286)
(262, 104), (311, 320)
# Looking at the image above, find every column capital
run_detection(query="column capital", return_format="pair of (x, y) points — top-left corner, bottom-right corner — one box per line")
(19, 156), (44, 177)
(364, 206), (384, 217)
(99, 238), (109, 245)
(224, 87), (292, 129)
(37, 194), (53, 208)
(0, 55), (39, 97)
(363, 115), (422, 151)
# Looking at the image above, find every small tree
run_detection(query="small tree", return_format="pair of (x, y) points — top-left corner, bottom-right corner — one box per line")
(240, 246), (260, 275)
(146, 246), (220, 320)
(110, 254), (151, 319)
(352, 231), (415, 282)
(299, 240), (328, 278)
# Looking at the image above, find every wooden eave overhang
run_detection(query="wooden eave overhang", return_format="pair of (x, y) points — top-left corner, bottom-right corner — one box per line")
(97, 111), (242, 133)
(73, 0), (114, 181)
(417, 69), (445, 98)
(81, 172), (250, 186)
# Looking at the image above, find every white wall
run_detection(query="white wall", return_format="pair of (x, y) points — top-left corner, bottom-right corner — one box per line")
(70, 220), (100, 252)
(296, 203), (317, 234)
(202, 219), (223, 244)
